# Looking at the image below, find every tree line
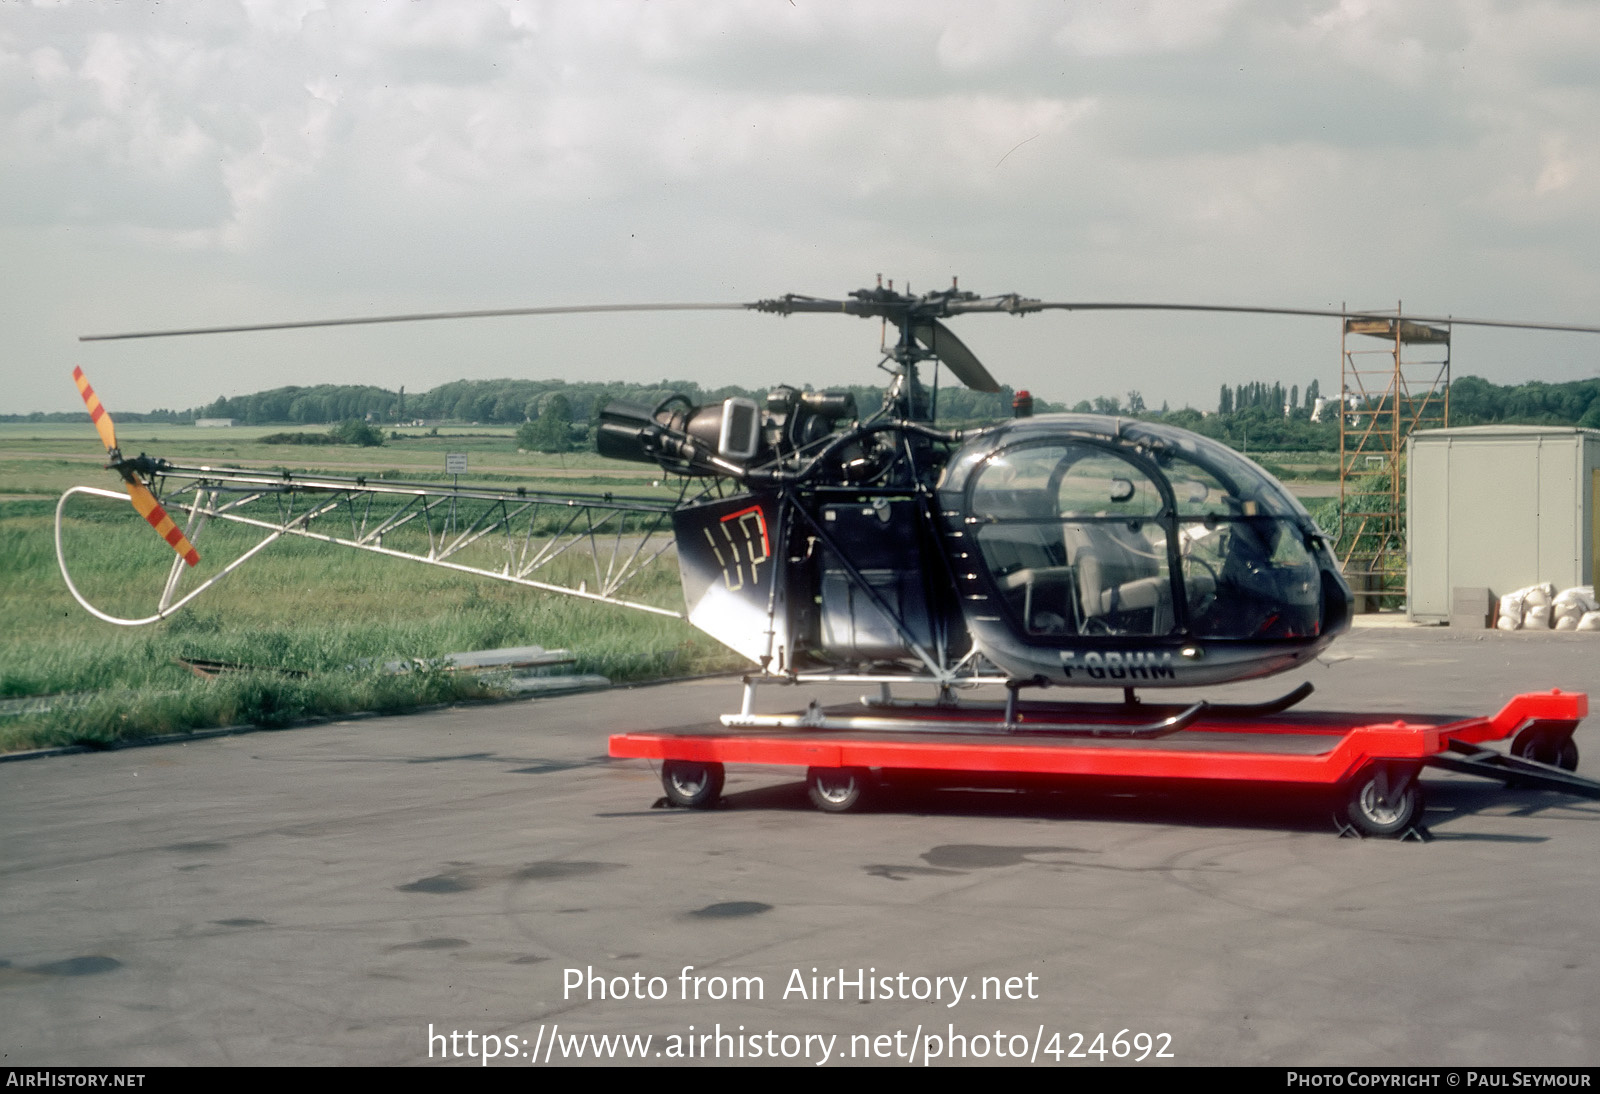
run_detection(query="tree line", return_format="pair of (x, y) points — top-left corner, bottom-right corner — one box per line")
(180, 378), (1056, 429)
(15, 373), (1600, 452)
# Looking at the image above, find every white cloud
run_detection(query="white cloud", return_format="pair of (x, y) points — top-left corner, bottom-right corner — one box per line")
(1053, 0), (1243, 58)
(4, 0), (1600, 415)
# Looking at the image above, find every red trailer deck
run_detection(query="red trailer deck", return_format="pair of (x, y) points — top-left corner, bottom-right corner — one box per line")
(609, 688), (1596, 838)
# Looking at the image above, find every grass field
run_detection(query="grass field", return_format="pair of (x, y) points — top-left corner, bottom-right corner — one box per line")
(0, 422), (671, 493)
(0, 423), (740, 754)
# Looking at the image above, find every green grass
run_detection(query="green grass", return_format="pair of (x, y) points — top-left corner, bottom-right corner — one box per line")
(0, 421), (658, 481)
(0, 431), (741, 753)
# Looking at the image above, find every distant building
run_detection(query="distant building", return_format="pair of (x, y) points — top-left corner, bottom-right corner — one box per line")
(195, 418), (235, 428)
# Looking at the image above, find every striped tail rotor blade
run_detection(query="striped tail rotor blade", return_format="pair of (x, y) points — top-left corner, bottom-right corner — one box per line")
(72, 366), (119, 454)
(124, 479), (201, 567)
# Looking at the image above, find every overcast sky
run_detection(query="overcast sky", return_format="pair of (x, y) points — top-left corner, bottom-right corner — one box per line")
(5, 0), (1599, 416)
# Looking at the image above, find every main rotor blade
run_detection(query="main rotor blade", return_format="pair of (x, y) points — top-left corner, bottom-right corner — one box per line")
(911, 318), (1000, 393)
(125, 478), (200, 567)
(78, 291), (1600, 344)
(80, 302), (752, 342)
(72, 366), (118, 453)
(1020, 301), (1600, 335)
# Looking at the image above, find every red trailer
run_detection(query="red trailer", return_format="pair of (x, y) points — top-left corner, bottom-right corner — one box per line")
(610, 687), (1596, 838)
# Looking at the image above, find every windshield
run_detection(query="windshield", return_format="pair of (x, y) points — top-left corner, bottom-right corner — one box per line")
(968, 437), (1322, 640)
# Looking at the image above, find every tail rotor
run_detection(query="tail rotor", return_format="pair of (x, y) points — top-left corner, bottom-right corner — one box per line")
(71, 367), (200, 567)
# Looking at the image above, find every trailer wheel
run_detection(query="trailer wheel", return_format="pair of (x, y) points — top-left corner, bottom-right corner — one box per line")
(1343, 772), (1424, 837)
(807, 766), (872, 813)
(661, 760), (724, 809)
(1511, 728), (1580, 772)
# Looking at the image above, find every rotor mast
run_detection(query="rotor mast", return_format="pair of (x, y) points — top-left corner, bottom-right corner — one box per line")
(879, 277), (941, 422)
(748, 276), (1005, 422)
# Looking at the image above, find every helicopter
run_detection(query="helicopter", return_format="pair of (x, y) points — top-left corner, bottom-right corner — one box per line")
(58, 281), (1600, 736)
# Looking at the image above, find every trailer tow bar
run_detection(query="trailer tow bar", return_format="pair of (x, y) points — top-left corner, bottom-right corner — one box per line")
(1428, 738), (1600, 800)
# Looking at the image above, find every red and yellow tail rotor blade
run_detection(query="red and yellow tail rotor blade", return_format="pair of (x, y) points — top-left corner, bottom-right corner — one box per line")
(72, 366), (118, 454)
(73, 366), (201, 566)
(124, 478), (201, 567)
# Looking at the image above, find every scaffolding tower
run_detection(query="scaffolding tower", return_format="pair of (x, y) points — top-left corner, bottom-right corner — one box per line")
(1338, 308), (1451, 609)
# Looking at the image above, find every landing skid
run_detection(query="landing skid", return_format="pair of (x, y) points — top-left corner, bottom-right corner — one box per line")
(719, 678), (1315, 740)
(1203, 681), (1317, 718)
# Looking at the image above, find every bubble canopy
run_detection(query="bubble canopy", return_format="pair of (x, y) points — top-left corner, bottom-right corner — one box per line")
(937, 416), (1351, 686)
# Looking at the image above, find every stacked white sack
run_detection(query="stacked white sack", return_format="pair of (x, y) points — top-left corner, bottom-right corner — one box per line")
(1498, 583), (1557, 630)
(1526, 583), (1553, 630)
(1554, 586), (1598, 630)
(1497, 588), (1527, 630)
